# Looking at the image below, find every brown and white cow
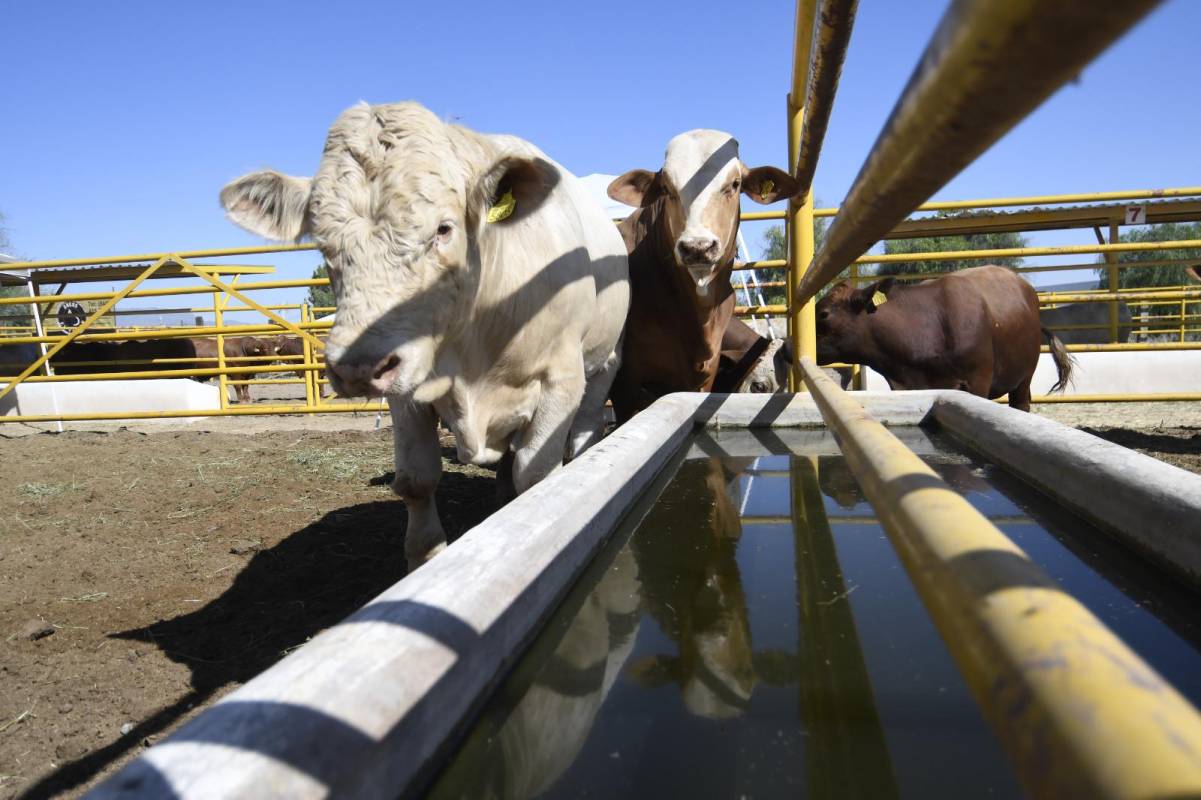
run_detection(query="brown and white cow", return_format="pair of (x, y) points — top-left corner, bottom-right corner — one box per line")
(220, 102), (629, 568)
(606, 131), (798, 423)
(815, 265), (1074, 411)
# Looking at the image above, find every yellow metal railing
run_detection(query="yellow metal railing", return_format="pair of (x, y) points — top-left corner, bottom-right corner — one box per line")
(799, 357), (1201, 797)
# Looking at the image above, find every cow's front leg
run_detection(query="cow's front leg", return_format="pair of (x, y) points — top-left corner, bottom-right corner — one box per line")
(388, 397), (446, 569)
(513, 362), (586, 494)
(568, 349), (620, 460)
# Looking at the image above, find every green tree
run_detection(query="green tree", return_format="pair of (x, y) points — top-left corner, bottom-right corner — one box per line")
(1094, 222), (1201, 341)
(878, 212), (1027, 276)
(306, 263), (335, 310)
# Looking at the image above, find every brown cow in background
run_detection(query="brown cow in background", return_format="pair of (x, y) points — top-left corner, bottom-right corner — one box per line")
(606, 130), (797, 423)
(815, 265), (1073, 411)
(189, 336), (276, 403)
(273, 334), (328, 397)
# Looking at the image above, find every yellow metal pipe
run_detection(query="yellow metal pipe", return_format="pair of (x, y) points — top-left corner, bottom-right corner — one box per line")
(4, 363), (321, 383)
(860, 238), (1201, 265)
(0, 278), (329, 307)
(1106, 222), (1121, 343)
(182, 261), (326, 350)
(1031, 393), (1201, 403)
(0, 256), (173, 403)
(794, 0), (858, 198)
(1037, 289), (1201, 304)
(786, 0), (818, 391)
(2, 244), (317, 271)
(739, 186), (1201, 224)
(0, 402), (381, 424)
(1048, 342), (1201, 353)
(798, 357), (1201, 798)
(0, 321), (332, 346)
(794, 0), (1163, 305)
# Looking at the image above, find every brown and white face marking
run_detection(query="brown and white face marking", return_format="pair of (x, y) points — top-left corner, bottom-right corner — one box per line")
(608, 130), (798, 296)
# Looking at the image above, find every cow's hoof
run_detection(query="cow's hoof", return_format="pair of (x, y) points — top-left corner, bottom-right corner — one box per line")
(405, 541), (447, 573)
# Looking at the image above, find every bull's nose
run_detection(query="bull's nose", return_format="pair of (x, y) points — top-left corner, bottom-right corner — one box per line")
(326, 354), (402, 397)
(677, 236), (720, 264)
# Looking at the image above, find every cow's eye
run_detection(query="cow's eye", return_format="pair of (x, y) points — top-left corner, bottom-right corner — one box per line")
(436, 222), (453, 239)
(731, 179), (741, 190)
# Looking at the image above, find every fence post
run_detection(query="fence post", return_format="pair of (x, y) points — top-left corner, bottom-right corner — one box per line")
(1106, 221), (1121, 343)
(787, 0), (818, 392)
(301, 304), (318, 408)
(214, 283), (228, 410)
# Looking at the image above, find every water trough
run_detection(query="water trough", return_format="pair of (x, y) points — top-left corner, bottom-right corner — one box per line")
(88, 387), (1201, 799)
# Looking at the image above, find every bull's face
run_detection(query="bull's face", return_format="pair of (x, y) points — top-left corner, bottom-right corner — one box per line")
(219, 102), (557, 399)
(608, 130), (798, 296)
(242, 337), (273, 359)
(815, 278), (894, 364)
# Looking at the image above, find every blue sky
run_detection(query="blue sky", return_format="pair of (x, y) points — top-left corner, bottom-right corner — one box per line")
(2, 0), (1198, 320)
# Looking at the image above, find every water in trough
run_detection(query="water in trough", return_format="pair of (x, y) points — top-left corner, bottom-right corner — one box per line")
(428, 427), (1201, 799)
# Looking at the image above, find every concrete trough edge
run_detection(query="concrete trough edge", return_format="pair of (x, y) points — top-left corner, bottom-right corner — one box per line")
(931, 392), (1201, 590)
(90, 393), (710, 800)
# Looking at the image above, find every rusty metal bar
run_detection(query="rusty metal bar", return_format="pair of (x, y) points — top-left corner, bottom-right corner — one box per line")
(793, 0), (859, 198)
(793, 0), (1163, 305)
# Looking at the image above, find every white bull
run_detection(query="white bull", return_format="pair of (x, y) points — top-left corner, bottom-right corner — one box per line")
(221, 102), (630, 568)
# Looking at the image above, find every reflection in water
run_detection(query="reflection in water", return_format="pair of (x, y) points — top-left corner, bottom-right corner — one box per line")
(626, 457), (757, 719)
(429, 429), (1201, 799)
(792, 456), (899, 798)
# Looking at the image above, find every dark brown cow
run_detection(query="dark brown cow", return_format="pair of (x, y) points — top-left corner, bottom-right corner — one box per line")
(189, 336), (276, 403)
(606, 130), (797, 423)
(272, 334), (327, 396)
(815, 265), (1074, 411)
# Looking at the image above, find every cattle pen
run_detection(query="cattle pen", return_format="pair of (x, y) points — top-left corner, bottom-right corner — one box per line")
(3, 1), (1201, 799)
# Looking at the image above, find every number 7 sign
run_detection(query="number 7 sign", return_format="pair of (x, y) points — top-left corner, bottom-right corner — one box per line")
(1124, 205), (1147, 225)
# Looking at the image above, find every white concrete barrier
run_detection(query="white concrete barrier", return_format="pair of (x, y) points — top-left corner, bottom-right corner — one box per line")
(0, 379), (221, 418)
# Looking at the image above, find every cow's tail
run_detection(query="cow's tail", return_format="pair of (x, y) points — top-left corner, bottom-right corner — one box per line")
(1041, 327), (1076, 394)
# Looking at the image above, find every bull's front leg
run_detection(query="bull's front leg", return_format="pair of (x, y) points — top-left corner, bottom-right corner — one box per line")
(388, 397), (446, 569)
(568, 349), (620, 460)
(513, 361), (586, 495)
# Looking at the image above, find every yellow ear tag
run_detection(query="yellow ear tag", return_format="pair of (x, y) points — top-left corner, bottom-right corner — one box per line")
(760, 179), (775, 196)
(487, 189), (516, 223)
(872, 290), (888, 306)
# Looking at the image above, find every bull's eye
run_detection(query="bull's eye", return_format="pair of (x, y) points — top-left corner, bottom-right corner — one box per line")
(436, 222), (453, 239)
(731, 179), (741, 190)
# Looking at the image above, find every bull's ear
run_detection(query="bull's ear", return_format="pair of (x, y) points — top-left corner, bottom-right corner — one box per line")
(741, 165), (799, 205)
(473, 153), (560, 227)
(607, 169), (658, 207)
(220, 170), (312, 241)
(860, 277), (896, 313)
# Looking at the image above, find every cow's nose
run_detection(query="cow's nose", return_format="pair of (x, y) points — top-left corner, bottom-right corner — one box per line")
(326, 354), (402, 397)
(677, 236), (720, 264)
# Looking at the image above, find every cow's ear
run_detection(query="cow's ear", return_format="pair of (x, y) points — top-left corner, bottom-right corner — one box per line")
(741, 165), (800, 205)
(220, 170), (312, 242)
(473, 153), (560, 227)
(861, 277), (896, 313)
(608, 169), (658, 207)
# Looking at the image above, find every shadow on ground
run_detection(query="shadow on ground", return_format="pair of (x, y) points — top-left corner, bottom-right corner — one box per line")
(1082, 427), (1201, 457)
(20, 466), (498, 800)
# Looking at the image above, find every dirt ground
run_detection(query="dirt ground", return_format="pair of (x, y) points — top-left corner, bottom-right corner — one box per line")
(1, 398), (1199, 798)
(0, 416), (501, 800)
